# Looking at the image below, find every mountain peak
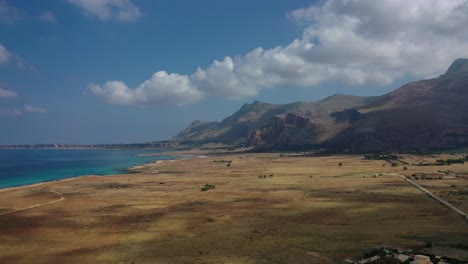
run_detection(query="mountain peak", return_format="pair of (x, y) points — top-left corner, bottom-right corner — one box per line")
(444, 58), (468, 76)
(251, 100), (266, 106)
(239, 100), (269, 110)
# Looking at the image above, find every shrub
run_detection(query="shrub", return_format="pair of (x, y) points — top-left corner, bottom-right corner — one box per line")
(201, 184), (215, 191)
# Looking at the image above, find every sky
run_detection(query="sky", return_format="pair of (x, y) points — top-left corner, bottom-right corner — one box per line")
(1, 0), (468, 144)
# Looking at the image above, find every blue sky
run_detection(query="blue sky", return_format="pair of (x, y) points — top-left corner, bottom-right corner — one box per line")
(1, 0), (467, 144)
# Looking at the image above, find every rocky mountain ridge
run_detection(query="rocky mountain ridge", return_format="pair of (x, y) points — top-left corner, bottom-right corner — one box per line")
(176, 58), (468, 152)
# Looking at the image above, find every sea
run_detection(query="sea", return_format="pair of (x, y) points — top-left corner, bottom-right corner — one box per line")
(0, 149), (182, 189)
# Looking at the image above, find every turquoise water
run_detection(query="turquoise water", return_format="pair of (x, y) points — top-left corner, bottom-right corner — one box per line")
(0, 149), (181, 188)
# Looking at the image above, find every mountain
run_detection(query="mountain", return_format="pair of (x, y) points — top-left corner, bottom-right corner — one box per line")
(175, 95), (367, 145)
(247, 95), (367, 150)
(176, 58), (468, 152)
(326, 58), (468, 152)
(445, 58), (468, 77)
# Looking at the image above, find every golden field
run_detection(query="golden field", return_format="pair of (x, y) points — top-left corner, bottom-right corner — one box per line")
(0, 152), (467, 263)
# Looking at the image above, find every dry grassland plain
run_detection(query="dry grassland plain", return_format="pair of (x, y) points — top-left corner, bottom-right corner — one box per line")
(0, 152), (467, 263)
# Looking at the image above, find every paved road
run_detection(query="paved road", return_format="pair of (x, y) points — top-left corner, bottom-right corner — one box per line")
(394, 174), (468, 220)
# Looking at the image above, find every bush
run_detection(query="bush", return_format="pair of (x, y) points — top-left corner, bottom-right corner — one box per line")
(437, 158), (465, 165)
(201, 184), (215, 191)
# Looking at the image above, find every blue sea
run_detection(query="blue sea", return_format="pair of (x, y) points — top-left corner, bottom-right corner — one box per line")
(0, 149), (181, 189)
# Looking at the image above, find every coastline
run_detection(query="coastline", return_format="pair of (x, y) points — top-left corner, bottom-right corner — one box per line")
(0, 150), (207, 192)
(0, 174), (107, 193)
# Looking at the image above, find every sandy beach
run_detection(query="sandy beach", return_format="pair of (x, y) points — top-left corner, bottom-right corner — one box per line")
(0, 151), (467, 263)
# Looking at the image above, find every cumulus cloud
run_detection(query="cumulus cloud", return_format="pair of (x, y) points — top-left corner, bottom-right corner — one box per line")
(0, 88), (17, 98)
(89, 71), (202, 106)
(90, 0), (468, 106)
(39, 11), (57, 23)
(68, 0), (141, 22)
(0, 0), (22, 24)
(288, 0), (468, 79)
(0, 109), (22, 116)
(24, 105), (47, 113)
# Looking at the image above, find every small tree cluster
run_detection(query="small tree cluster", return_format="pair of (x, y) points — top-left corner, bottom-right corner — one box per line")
(201, 184), (215, 191)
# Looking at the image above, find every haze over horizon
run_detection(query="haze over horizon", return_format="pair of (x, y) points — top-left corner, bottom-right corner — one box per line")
(1, 0), (468, 144)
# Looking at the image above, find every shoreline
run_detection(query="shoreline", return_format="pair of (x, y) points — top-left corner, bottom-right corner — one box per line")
(0, 151), (209, 192)
(0, 174), (103, 193)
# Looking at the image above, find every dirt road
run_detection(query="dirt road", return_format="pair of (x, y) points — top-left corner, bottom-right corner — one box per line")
(0, 190), (64, 216)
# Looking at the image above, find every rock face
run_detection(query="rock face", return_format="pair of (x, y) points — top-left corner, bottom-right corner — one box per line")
(249, 107), (363, 151)
(175, 95), (367, 145)
(177, 58), (468, 152)
(247, 113), (317, 150)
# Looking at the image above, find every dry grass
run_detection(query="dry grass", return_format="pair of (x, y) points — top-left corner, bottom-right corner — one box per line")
(0, 152), (467, 263)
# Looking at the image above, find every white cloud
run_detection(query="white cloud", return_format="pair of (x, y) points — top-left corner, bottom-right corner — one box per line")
(0, 88), (17, 98)
(68, 0), (141, 22)
(0, 0), (22, 24)
(0, 109), (22, 116)
(89, 71), (202, 106)
(39, 11), (56, 23)
(90, 0), (468, 107)
(0, 43), (35, 71)
(24, 105), (47, 113)
(288, 0), (468, 79)
(0, 44), (11, 64)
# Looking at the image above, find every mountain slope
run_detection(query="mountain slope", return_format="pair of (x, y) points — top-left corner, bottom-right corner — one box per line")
(176, 58), (468, 152)
(175, 95), (367, 145)
(326, 59), (468, 152)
